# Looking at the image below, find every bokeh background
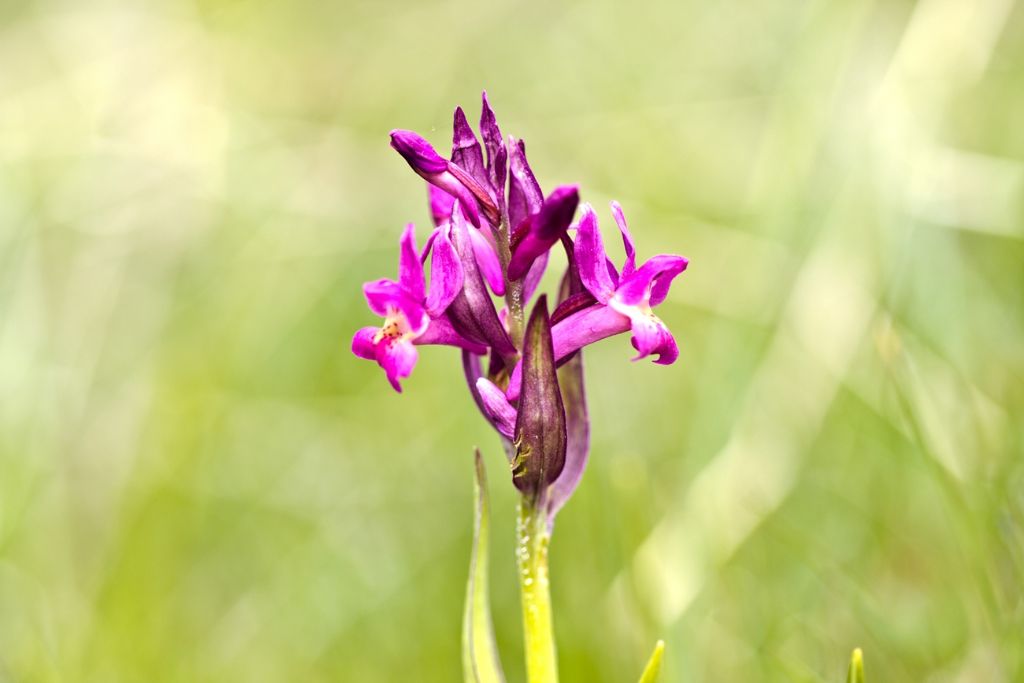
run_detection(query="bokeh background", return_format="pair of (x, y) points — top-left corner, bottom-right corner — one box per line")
(1, 0), (1022, 680)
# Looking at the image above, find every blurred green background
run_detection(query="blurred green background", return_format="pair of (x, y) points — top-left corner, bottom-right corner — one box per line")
(1, 0), (1022, 680)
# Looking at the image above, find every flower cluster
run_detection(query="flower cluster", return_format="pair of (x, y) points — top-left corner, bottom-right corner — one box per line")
(352, 92), (688, 519)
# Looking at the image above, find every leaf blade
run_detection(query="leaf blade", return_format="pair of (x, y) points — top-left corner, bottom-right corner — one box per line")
(846, 648), (865, 683)
(462, 451), (506, 683)
(637, 640), (665, 683)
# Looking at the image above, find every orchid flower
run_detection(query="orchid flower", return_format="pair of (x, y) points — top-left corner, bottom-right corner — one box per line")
(351, 224), (484, 391)
(504, 201), (688, 401)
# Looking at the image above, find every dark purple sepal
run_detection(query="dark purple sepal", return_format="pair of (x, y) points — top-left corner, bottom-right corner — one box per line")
(447, 162), (501, 227)
(511, 296), (567, 500)
(446, 209), (517, 358)
(508, 185), (579, 281)
(452, 106), (487, 187)
(480, 92), (507, 206)
(551, 290), (597, 325)
(507, 137), (542, 233)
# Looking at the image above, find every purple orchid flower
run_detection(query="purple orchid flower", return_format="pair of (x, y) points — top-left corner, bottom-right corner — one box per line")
(505, 202), (688, 401)
(352, 224), (485, 391)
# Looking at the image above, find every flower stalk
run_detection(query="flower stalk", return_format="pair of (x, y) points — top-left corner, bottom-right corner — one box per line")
(517, 498), (558, 683)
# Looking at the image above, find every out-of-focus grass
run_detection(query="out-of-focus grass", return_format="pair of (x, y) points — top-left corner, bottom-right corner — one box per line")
(1, 0), (1022, 681)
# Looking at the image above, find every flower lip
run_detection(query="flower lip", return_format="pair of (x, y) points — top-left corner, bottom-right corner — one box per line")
(389, 130), (448, 174)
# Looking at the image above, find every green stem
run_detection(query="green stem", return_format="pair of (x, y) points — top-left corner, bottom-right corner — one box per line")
(494, 212), (524, 349)
(517, 499), (558, 683)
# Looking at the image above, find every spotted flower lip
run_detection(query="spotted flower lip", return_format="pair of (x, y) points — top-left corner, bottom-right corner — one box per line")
(390, 129), (499, 228)
(352, 224), (485, 392)
(505, 202), (688, 401)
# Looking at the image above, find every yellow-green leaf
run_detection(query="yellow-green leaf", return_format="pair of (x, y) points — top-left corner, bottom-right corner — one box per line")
(462, 451), (506, 683)
(846, 648), (864, 683)
(637, 640), (665, 683)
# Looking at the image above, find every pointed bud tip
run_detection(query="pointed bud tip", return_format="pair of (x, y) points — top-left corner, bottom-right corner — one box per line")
(389, 129), (447, 174)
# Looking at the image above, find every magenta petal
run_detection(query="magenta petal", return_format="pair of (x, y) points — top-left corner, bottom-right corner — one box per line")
(362, 279), (428, 332)
(452, 106), (487, 187)
(431, 168), (484, 228)
(376, 337), (418, 392)
(610, 201), (637, 279)
(469, 227), (505, 296)
(551, 303), (631, 364)
(476, 378), (517, 440)
(420, 227), (439, 265)
(428, 186), (455, 227)
(508, 137), (543, 231)
(625, 311), (679, 365)
(650, 255), (689, 306)
(445, 207), (516, 357)
(351, 326), (379, 360)
(574, 205), (617, 304)
(480, 91), (507, 200)
(508, 185), (579, 281)
(616, 254), (689, 308)
(398, 224), (425, 301)
(390, 130), (448, 174)
(424, 229), (464, 316)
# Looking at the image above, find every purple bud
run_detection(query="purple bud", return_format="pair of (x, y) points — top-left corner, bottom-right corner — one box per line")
(480, 92), (507, 203)
(508, 185), (579, 281)
(512, 296), (567, 499)
(391, 129), (496, 229)
(452, 107), (487, 187)
(390, 130), (448, 174)
(508, 138), (542, 231)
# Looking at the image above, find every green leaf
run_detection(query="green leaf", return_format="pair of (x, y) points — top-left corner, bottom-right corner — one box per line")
(846, 648), (864, 683)
(636, 640), (665, 683)
(462, 451), (506, 683)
